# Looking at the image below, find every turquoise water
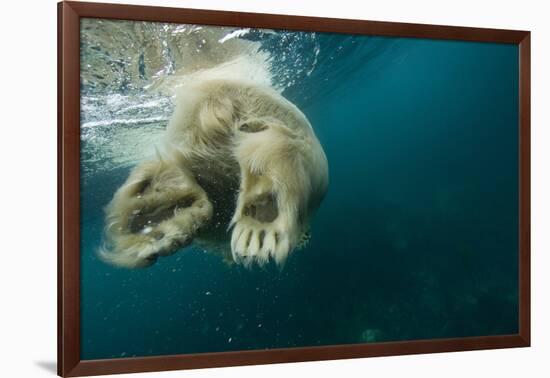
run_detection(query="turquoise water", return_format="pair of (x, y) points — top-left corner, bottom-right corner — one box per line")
(80, 22), (519, 360)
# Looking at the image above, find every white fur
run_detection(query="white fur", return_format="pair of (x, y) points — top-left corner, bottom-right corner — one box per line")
(100, 69), (328, 268)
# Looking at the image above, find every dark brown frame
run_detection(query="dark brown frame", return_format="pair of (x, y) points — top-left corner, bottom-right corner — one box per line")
(58, 1), (531, 376)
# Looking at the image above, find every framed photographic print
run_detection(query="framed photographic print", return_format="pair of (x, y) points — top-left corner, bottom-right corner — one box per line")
(58, 1), (530, 376)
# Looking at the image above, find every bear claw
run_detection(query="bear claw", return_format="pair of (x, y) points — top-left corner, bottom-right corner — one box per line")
(230, 218), (293, 268)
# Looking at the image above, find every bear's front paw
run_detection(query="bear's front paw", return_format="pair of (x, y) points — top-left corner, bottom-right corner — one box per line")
(231, 218), (298, 268)
(230, 192), (299, 268)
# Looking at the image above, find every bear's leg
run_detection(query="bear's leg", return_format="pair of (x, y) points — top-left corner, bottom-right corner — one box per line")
(100, 159), (213, 268)
(230, 122), (312, 267)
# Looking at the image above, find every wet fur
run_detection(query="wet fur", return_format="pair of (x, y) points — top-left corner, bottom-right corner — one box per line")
(100, 77), (328, 268)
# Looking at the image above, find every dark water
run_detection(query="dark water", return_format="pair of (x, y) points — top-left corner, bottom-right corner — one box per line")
(80, 28), (519, 360)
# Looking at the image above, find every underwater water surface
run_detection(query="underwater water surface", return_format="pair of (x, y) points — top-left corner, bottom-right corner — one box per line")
(80, 19), (519, 359)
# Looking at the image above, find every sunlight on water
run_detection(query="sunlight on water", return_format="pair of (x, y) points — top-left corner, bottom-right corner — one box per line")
(81, 19), (320, 175)
(80, 19), (394, 176)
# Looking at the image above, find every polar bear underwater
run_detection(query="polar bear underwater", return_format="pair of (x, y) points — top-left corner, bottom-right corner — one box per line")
(98, 32), (329, 269)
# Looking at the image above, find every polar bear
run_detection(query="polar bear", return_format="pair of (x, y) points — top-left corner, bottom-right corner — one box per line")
(100, 76), (328, 269)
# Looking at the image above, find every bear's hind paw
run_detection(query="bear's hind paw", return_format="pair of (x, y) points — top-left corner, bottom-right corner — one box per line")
(102, 161), (213, 268)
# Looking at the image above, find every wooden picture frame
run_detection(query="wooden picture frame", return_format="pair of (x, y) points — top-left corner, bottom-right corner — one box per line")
(58, 1), (530, 376)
